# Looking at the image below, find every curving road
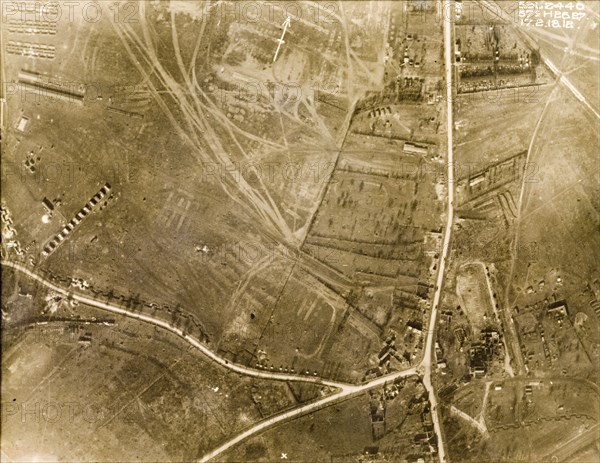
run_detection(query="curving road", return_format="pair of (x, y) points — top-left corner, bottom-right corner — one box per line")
(3, 2), (596, 461)
(1, 259), (421, 461)
(198, 366), (418, 463)
(1, 7), (459, 451)
(202, 1), (458, 459)
(2, 3), (457, 460)
(1, 257), (432, 461)
(0, 259), (349, 390)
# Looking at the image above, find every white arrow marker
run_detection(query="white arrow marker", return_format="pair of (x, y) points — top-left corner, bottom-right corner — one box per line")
(273, 16), (291, 63)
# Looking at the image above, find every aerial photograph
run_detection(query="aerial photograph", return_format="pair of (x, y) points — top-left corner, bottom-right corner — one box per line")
(1, 1), (598, 462)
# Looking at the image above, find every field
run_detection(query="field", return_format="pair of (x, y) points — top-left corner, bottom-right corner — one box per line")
(1, 0), (599, 461)
(520, 0), (600, 117)
(451, 380), (487, 418)
(451, 85), (541, 260)
(306, 140), (442, 286)
(454, 84), (552, 168)
(437, 0), (600, 387)
(456, 263), (496, 334)
(221, 377), (438, 463)
(157, 1), (447, 383)
(0, 0), (451, 388)
(0, 0), (362, 383)
(506, 87), (600, 378)
(442, 377), (600, 462)
(435, 16), (599, 462)
(1, 269), (332, 462)
(514, 301), (592, 376)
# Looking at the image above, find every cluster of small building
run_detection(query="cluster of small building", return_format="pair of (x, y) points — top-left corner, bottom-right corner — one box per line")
(435, 341), (447, 372)
(370, 392), (387, 440)
(1, 205), (24, 255)
(368, 324), (427, 381)
(524, 380), (543, 400)
(253, 348), (314, 375)
(547, 300), (568, 317)
(468, 327), (502, 378)
(364, 379), (438, 459)
(356, 78), (425, 117)
(23, 150), (41, 173)
(7, 41), (55, 59)
(520, 299), (571, 371)
(455, 22), (542, 94)
(404, 319), (423, 338)
(409, 388), (439, 459)
(367, 106), (392, 118)
(377, 333), (400, 368)
(383, 378), (405, 401)
(42, 183), (112, 257)
(78, 331), (93, 346)
(354, 392), (439, 462)
(71, 278), (90, 291)
(5, 1), (58, 59)
(253, 363), (306, 375)
(392, 77), (425, 102)
(5, 18), (57, 35)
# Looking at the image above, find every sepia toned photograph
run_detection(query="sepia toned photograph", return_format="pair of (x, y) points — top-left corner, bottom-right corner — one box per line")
(1, 1), (598, 462)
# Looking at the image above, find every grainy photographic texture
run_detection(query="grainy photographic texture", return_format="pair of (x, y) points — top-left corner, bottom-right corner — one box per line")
(1, 1), (599, 462)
